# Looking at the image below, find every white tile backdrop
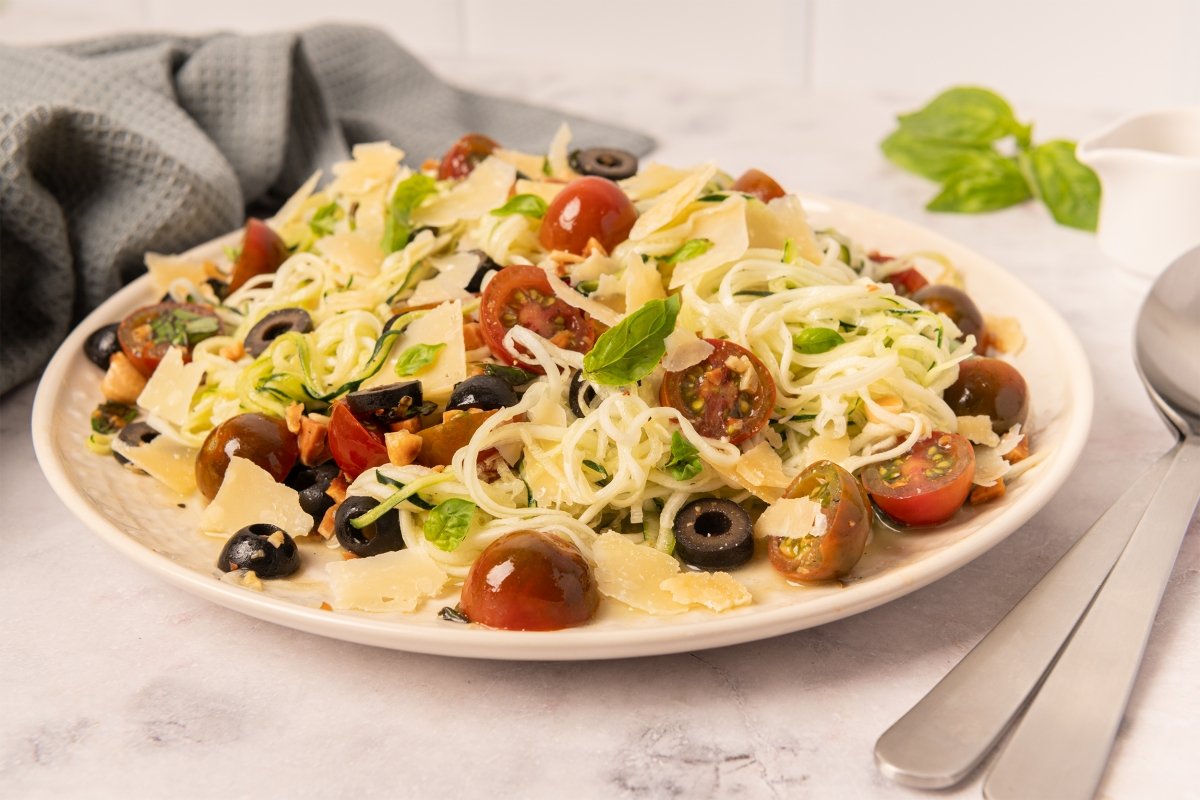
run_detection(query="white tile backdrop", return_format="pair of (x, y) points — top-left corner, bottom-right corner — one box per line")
(1, 0), (1197, 109)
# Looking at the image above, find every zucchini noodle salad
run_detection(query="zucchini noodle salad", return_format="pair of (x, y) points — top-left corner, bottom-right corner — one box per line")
(81, 125), (1043, 630)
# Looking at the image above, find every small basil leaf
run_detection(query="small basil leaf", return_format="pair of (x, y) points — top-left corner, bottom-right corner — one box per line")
(793, 327), (845, 354)
(1027, 140), (1101, 232)
(664, 431), (703, 481)
(583, 294), (681, 386)
(382, 174), (437, 253)
(896, 86), (1023, 145)
(491, 193), (549, 220)
(309, 200), (342, 238)
(664, 238), (714, 265)
(482, 363), (539, 386)
(423, 498), (476, 552)
(880, 128), (996, 182)
(393, 343), (445, 377)
(926, 154), (1032, 213)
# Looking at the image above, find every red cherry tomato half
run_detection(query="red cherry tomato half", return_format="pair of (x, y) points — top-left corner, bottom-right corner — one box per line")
(861, 432), (976, 526)
(327, 400), (389, 480)
(766, 460), (873, 582)
(660, 339), (776, 444)
(437, 133), (499, 181)
(883, 267), (930, 297)
(731, 168), (786, 202)
(539, 176), (637, 256)
(479, 264), (596, 372)
(117, 301), (220, 377)
(228, 218), (290, 293)
(460, 530), (599, 630)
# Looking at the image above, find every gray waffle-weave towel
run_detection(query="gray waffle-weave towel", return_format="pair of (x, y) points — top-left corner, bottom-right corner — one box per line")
(0, 25), (655, 395)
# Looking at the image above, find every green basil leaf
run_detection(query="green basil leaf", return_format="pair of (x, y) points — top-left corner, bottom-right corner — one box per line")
(926, 153), (1032, 213)
(149, 309), (219, 347)
(423, 498), (476, 552)
(880, 127), (996, 182)
(90, 402), (137, 435)
(664, 238), (714, 265)
(382, 174), (437, 253)
(1026, 140), (1101, 231)
(309, 200), (342, 238)
(896, 86), (1026, 145)
(583, 459), (612, 487)
(583, 294), (681, 386)
(393, 343), (445, 377)
(482, 363), (539, 386)
(664, 431), (703, 481)
(491, 193), (549, 220)
(793, 327), (845, 354)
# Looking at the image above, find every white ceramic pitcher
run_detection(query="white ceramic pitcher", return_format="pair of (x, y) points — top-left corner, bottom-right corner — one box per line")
(1076, 108), (1200, 279)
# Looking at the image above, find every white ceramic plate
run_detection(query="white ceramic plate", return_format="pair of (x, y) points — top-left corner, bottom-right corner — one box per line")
(32, 195), (1093, 660)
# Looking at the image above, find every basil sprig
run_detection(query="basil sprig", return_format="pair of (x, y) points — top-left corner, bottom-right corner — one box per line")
(881, 86), (1099, 231)
(424, 498), (477, 552)
(663, 432), (703, 481)
(583, 294), (681, 386)
(382, 174), (437, 253)
(491, 194), (548, 220)
(393, 342), (445, 377)
(793, 327), (845, 354)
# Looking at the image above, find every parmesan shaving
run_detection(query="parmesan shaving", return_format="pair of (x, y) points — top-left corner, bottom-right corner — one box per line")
(957, 415), (1001, 447)
(542, 267), (621, 328)
(662, 327), (714, 372)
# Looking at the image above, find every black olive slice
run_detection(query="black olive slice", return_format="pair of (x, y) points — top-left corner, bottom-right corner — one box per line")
(285, 462), (341, 522)
(447, 375), (520, 412)
(83, 323), (121, 370)
(244, 308), (314, 357)
(112, 421), (160, 466)
(335, 496), (405, 557)
(217, 523), (301, 578)
(345, 381), (424, 425)
(464, 250), (503, 293)
(570, 148), (639, 181)
(568, 369), (598, 418)
(673, 498), (754, 570)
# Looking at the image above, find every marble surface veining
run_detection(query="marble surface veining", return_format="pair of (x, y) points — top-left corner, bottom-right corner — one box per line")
(2, 58), (1197, 799)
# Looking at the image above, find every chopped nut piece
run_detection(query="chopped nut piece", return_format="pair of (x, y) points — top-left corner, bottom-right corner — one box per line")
(582, 237), (608, 258)
(1004, 435), (1031, 465)
(326, 475), (348, 504)
(219, 341), (245, 361)
(319, 602), (333, 611)
(317, 502), (339, 539)
(421, 158), (439, 172)
(100, 352), (148, 404)
(298, 415), (331, 466)
(970, 477), (1006, 505)
(385, 430), (423, 466)
(389, 416), (421, 434)
(285, 402), (303, 434)
(462, 322), (485, 351)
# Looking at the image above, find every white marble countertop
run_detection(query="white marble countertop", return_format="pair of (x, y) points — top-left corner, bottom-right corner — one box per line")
(3, 59), (1197, 799)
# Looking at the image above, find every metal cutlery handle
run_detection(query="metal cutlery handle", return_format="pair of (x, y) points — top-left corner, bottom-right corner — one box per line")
(984, 436), (1200, 800)
(874, 446), (1179, 789)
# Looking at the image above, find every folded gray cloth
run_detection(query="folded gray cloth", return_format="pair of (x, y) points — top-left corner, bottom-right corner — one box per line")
(0, 25), (655, 395)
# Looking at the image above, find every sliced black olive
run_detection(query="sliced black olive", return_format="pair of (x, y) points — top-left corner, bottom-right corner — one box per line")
(447, 375), (519, 412)
(345, 381), (423, 425)
(217, 523), (301, 578)
(244, 308), (313, 357)
(335, 495), (405, 557)
(673, 498), (754, 570)
(83, 323), (121, 369)
(285, 462), (341, 523)
(570, 148), (639, 181)
(464, 250), (502, 293)
(206, 278), (229, 302)
(112, 421), (160, 466)
(568, 369), (598, 418)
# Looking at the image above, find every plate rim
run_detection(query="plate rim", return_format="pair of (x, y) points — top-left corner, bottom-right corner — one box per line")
(31, 194), (1095, 660)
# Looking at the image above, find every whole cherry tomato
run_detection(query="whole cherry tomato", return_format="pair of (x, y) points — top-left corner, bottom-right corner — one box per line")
(117, 301), (220, 377)
(228, 218), (289, 293)
(196, 413), (299, 500)
(479, 265), (596, 372)
(731, 168), (786, 202)
(660, 339), (776, 444)
(943, 357), (1029, 435)
(327, 400), (389, 480)
(539, 176), (637, 255)
(913, 285), (988, 355)
(861, 432), (976, 526)
(460, 530), (599, 630)
(766, 460), (873, 582)
(437, 133), (498, 180)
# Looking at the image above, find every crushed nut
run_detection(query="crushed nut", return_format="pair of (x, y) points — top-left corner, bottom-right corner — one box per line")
(326, 475), (348, 504)
(100, 352), (147, 404)
(583, 237), (608, 258)
(970, 477), (1006, 505)
(389, 416), (421, 434)
(1004, 435), (1031, 465)
(219, 340), (245, 361)
(317, 501), (339, 539)
(285, 402), (303, 434)
(385, 430), (423, 466)
(462, 322), (485, 351)
(298, 415), (331, 466)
